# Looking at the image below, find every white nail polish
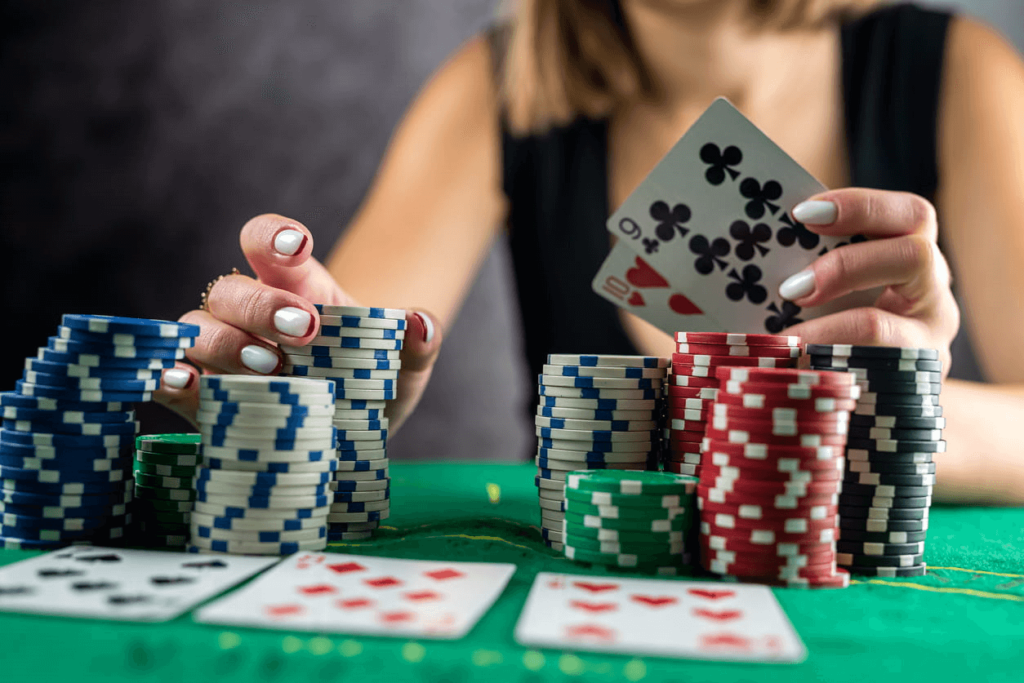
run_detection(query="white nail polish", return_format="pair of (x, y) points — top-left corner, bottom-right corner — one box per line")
(274, 229), (305, 256)
(274, 307), (312, 337)
(792, 200), (837, 225)
(240, 345), (279, 374)
(162, 368), (191, 389)
(417, 313), (435, 343)
(779, 269), (816, 301)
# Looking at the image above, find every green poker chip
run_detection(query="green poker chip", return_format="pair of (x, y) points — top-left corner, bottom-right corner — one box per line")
(564, 532), (685, 555)
(136, 433), (202, 454)
(564, 544), (683, 568)
(566, 470), (699, 495)
(134, 510), (191, 525)
(135, 449), (203, 467)
(563, 500), (691, 520)
(563, 510), (690, 532)
(564, 487), (696, 508)
(562, 523), (686, 544)
(135, 472), (194, 490)
(135, 498), (194, 513)
(133, 483), (197, 501)
(134, 461), (200, 478)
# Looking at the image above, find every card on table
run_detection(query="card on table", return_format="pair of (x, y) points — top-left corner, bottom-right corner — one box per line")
(195, 553), (516, 639)
(599, 97), (872, 334)
(515, 572), (806, 663)
(0, 546), (278, 622)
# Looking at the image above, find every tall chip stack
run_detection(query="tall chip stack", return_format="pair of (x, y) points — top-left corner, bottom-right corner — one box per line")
(697, 367), (858, 588)
(280, 305), (403, 542)
(534, 354), (669, 551)
(190, 376), (336, 554)
(133, 434), (202, 547)
(0, 315), (198, 550)
(807, 345), (943, 579)
(663, 333), (802, 479)
(562, 470), (699, 574)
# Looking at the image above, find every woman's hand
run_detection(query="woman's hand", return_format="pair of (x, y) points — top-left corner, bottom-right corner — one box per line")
(154, 214), (443, 432)
(779, 189), (960, 375)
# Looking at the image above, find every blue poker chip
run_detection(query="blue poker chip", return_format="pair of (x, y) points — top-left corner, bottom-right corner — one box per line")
(0, 453), (132, 472)
(331, 460), (384, 473)
(0, 519), (129, 541)
(0, 499), (129, 518)
(196, 515), (324, 532)
(325, 521), (379, 531)
(536, 456), (645, 471)
(24, 359), (161, 381)
(201, 401), (332, 417)
(193, 479), (329, 496)
(46, 337), (187, 360)
(331, 477), (389, 492)
(0, 405), (136, 424)
(328, 378), (396, 390)
(197, 412), (330, 428)
(0, 535), (68, 550)
(0, 463), (126, 485)
(330, 489), (390, 503)
(201, 446), (334, 463)
(194, 491), (331, 509)
(34, 349), (177, 370)
(536, 427), (655, 442)
(0, 486), (131, 508)
(540, 417), (634, 431)
(537, 447), (652, 464)
(1, 419), (138, 437)
(323, 315), (407, 330)
(204, 457), (339, 473)
(539, 375), (660, 389)
(204, 435), (336, 451)
(56, 326), (194, 349)
(202, 376), (336, 395)
(538, 438), (648, 454)
(200, 388), (332, 407)
(61, 314), (200, 338)
(0, 510), (127, 530)
(193, 525), (326, 542)
(196, 504), (327, 519)
(0, 442), (130, 461)
(332, 390), (396, 401)
(336, 441), (387, 452)
(0, 391), (129, 413)
(539, 386), (658, 400)
(187, 539), (316, 554)
(301, 344), (402, 357)
(335, 429), (388, 441)
(286, 358), (400, 372)
(337, 450), (386, 462)
(539, 397), (658, 410)
(0, 428), (135, 448)
(316, 326), (403, 340)
(195, 469), (331, 487)
(22, 370), (159, 392)
(15, 380), (152, 403)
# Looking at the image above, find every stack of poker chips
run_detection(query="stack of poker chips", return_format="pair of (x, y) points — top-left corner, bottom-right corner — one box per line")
(0, 314), (198, 550)
(807, 345), (942, 579)
(664, 333), (801, 478)
(697, 367), (858, 589)
(190, 375), (336, 555)
(132, 434), (202, 547)
(562, 470), (698, 575)
(279, 304), (401, 541)
(534, 354), (668, 551)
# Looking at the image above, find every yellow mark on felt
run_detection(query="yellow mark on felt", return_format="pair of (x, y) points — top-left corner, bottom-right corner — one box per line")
(338, 640), (363, 657)
(402, 642), (426, 662)
(624, 659), (648, 681)
(559, 654), (585, 676)
(522, 651), (546, 671)
(472, 649), (503, 667)
(308, 637), (333, 655)
(487, 483), (501, 503)
(856, 579), (1024, 602)
(217, 632), (241, 650)
(281, 636), (303, 654)
(929, 566), (1024, 579)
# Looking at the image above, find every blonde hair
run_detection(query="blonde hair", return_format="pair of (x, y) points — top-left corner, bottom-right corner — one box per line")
(502, 0), (881, 133)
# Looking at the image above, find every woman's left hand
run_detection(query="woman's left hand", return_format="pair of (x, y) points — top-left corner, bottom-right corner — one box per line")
(778, 188), (960, 376)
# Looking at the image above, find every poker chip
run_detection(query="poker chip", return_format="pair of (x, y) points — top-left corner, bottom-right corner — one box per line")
(547, 355), (669, 368)
(330, 478), (390, 492)
(846, 564), (927, 577)
(535, 416), (658, 432)
(856, 392), (940, 406)
(835, 540), (925, 556)
(316, 314), (406, 329)
(539, 397), (658, 411)
(835, 552), (924, 567)
(838, 505), (930, 521)
(61, 314), (199, 338)
(845, 449), (935, 464)
(714, 366), (855, 386)
(541, 363), (666, 379)
(313, 325), (405, 340)
(539, 437), (652, 453)
(715, 392), (858, 413)
(805, 344), (939, 361)
(24, 359), (161, 380)
(196, 410), (335, 429)
(846, 460), (936, 475)
(283, 354), (400, 371)
(842, 472), (936, 487)
(807, 355), (942, 372)
(564, 544), (681, 568)
(845, 438), (946, 453)
(313, 304), (405, 319)
(537, 448), (654, 463)
(675, 343), (801, 358)
(326, 531), (375, 541)
(539, 374), (662, 389)
(539, 385), (659, 400)
(537, 406), (654, 421)
(188, 536), (326, 555)
(56, 327), (194, 349)
(840, 494), (932, 509)
(279, 345), (401, 359)
(671, 354), (798, 368)
(192, 523), (327, 543)
(673, 333), (801, 347)
(848, 414), (945, 429)
(852, 379), (941, 395)
(45, 338), (186, 360)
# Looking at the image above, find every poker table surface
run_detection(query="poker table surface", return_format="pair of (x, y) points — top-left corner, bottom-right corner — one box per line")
(2, 461), (1023, 683)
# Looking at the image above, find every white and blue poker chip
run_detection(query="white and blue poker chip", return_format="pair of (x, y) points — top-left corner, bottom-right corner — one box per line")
(0, 487), (132, 507)
(337, 449), (386, 461)
(313, 304), (405, 320)
(317, 315), (406, 330)
(1, 419), (138, 436)
(547, 354), (669, 368)
(0, 392), (128, 413)
(538, 385), (659, 400)
(15, 381), (152, 403)
(195, 469), (332, 487)
(539, 374), (661, 389)
(23, 369), (159, 392)
(34, 349), (177, 370)
(204, 457), (339, 474)
(0, 464), (126, 485)
(541, 363), (666, 379)
(24, 359), (161, 380)
(281, 344), (401, 357)
(47, 337), (187, 360)
(538, 396), (658, 410)
(314, 325), (405, 340)
(199, 400), (335, 418)
(283, 355), (401, 371)
(61, 314), (200, 338)
(200, 445), (336, 463)
(192, 524), (326, 542)
(194, 491), (332, 509)
(0, 453), (132, 472)
(56, 326), (195, 348)
(1, 405), (135, 424)
(330, 478), (390, 492)
(0, 428), (135, 448)
(195, 411), (333, 429)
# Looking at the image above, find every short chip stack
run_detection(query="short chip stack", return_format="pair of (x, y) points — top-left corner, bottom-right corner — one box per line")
(698, 367), (858, 588)
(663, 333), (802, 478)
(807, 345), (943, 579)
(562, 470), (698, 574)
(534, 354), (668, 551)
(190, 375), (336, 554)
(279, 304), (402, 542)
(133, 434), (202, 547)
(0, 315), (198, 550)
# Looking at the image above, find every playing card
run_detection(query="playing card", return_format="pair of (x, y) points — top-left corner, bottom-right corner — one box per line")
(195, 553), (516, 639)
(608, 98), (872, 333)
(592, 239), (724, 333)
(0, 546), (278, 622)
(515, 572), (806, 662)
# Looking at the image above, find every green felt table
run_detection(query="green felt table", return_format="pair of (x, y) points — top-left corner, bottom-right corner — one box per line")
(2, 462), (1024, 683)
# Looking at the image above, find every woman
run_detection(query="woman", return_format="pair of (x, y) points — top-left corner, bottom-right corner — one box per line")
(155, 0), (1024, 505)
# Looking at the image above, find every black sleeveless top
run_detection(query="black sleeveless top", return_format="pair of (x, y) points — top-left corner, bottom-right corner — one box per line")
(496, 3), (982, 386)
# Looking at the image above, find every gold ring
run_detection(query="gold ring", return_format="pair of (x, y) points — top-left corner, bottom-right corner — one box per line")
(200, 268), (240, 312)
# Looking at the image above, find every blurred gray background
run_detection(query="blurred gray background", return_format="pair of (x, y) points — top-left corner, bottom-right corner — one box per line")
(1, 1), (1020, 463)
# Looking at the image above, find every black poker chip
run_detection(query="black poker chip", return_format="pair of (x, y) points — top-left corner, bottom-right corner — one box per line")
(846, 438), (946, 453)
(857, 393), (941, 407)
(847, 426), (944, 441)
(836, 540), (925, 556)
(849, 415), (946, 430)
(809, 365), (943, 384)
(846, 461), (937, 475)
(837, 552), (924, 567)
(837, 527), (928, 543)
(846, 564), (927, 577)
(841, 494), (932, 509)
(839, 515), (929, 532)
(838, 505), (930, 521)
(808, 355), (943, 372)
(853, 379), (942, 395)
(853, 403), (943, 418)
(846, 450), (935, 465)
(842, 482), (934, 498)
(805, 345), (939, 361)
(843, 472), (937, 487)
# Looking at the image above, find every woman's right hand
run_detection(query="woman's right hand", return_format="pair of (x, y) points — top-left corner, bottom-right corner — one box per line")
(154, 214), (443, 433)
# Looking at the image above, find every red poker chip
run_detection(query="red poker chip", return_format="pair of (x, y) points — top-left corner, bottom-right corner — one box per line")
(713, 367), (854, 386)
(671, 364), (717, 378)
(666, 453), (702, 466)
(709, 416), (850, 436)
(668, 375), (720, 389)
(701, 520), (838, 544)
(701, 465), (843, 486)
(721, 381), (861, 400)
(667, 386), (719, 400)
(697, 485), (839, 507)
(702, 453), (845, 476)
(700, 546), (837, 567)
(724, 568), (851, 589)
(664, 462), (701, 476)
(668, 429), (707, 444)
(701, 511), (839, 531)
(704, 427), (847, 448)
(711, 404), (849, 422)
(674, 332), (802, 347)
(666, 397), (717, 412)
(702, 559), (840, 580)
(697, 496), (839, 518)
(667, 408), (711, 422)
(675, 343), (802, 358)
(667, 418), (708, 431)
(702, 535), (837, 556)
(704, 476), (842, 496)
(714, 392), (859, 412)
(702, 438), (845, 461)
(672, 353), (799, 368)
(666, 439), (703, 451)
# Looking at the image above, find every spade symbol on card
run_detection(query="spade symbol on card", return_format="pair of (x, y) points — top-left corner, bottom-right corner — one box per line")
(150, 576), (196, 587)
(37, 569), (84, 579)
(626, 258), (669, 289)
(700, 143), (743, 185)
(0, 585), (34, 597)
(181, 560), (227, 570)
(75, 554), (122, 564)
(72, 581), (118, 592)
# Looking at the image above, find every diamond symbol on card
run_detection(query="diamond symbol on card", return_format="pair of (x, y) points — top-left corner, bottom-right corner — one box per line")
(701, 632), (752, 650)
(266, 603), (304, 618)
(327, 562), (366, 574)
(379, 610), (415, 625)
(572, 581), (619, 593)
(299, 584), (338, 595)
(687, 588), (735, 601)
(565, 624), (616, 641)
(364, 576), (402, 589)
(403, 590), (441, 602)
(336, 598), (374, 610)
(424, 569), (464, 581)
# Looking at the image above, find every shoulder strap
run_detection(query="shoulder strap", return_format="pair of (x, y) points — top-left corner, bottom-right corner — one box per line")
(841, 3), (953, 200)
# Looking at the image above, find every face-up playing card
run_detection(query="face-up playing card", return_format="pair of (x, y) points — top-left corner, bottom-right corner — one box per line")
(195, 553), (516, 639)
(592, 239), (724, 333)
(515, 572), (806, 662)
(603, 98), (873, 334)
(0, 546), (278, 622)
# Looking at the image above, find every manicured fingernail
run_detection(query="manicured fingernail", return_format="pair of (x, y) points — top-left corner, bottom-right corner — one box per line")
(792, 200), (837, 225)
(779, 269), (816, 301)
(414, 313), (434, 343)
(274, 229), (306, 256)
(240, 345), (279, 374)
(162, 368), (192, 389)
(274, 307), (313, 337)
